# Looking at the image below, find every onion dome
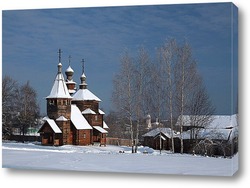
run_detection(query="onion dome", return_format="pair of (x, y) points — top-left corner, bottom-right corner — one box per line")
(65, 66), (74, 77)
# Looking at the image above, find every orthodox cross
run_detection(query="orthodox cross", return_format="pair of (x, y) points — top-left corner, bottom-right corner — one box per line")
(68, 55), (72, 66)
(81, 59), (85, 74)
(58, 49), (62, 63)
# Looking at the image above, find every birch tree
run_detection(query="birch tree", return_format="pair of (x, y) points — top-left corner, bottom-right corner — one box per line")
(158, 39), (178, 153)
(146, 62), (165, 121)
(133, 47), (151, 152)
(111, 39), (215, 154)
(174, 42), (196, 154)
(112, 51), (136, 152)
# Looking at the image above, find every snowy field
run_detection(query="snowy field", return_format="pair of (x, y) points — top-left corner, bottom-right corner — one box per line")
(2, 141), (238, 176)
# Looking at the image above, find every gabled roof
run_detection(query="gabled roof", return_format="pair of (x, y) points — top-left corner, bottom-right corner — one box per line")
(82, 108), (96, 115)
(56, 116), (68, 121)
(46, 71), (72, 99)
(154, 135), (166, 141)
(142, 128), (178, 138)
(207, 115), (238, 129)
(71, 105), (92, 130)
(176, 114), (238, 129)
(38, 118), (62, 133)
(103, 121), (109, 129)
(72, 88), (101, 101)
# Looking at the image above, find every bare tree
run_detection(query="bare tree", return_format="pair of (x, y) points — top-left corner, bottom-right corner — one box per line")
(112, 51), (136, 152)
(188, 77), (215, 142)
(112, 39), (215, 154)
(174, 41), (198, 154)
(133, 47), (151, 152)
(15, 81), (40, 142)
(2, 76), (19, 138)
(146, 62), (165, 121)
(105, 111), (125, 138)
(158, 39), (178, 153)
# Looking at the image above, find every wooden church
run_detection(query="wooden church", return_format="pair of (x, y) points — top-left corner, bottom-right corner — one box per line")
(38, 49), (109, 146)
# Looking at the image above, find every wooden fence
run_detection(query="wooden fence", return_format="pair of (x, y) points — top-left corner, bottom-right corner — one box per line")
(106, 137), (132, 146)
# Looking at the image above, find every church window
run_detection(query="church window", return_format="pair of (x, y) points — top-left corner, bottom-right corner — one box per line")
(49, 100), (54, 105)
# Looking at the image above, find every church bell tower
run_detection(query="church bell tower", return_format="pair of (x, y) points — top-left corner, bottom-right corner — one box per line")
(46, 49), (72, 120)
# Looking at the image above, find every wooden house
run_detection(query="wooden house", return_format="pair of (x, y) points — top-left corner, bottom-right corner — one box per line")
(38, 50), (108, 146)
(142, 115), (238, 156)
(142, 128), (179, 151)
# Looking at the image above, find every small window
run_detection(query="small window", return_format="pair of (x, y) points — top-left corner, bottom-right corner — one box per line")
(49, 100), (54, 105)
(95, 115), (98, 121)
(83, 133), (86, 139)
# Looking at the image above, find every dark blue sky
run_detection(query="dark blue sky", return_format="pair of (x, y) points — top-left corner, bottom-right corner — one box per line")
(2, 2), (238, 115)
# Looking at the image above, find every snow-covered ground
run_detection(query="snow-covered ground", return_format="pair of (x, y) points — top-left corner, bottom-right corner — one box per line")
(2, 141), (238, 176)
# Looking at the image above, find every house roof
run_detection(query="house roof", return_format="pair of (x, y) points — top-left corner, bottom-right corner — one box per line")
(82, 108), (96, 115)
(71, 104), (92, 130)
(56, 116), (68, 121)
(72, 88), (101, 102)
(142, 128), (178, 138)
(46, 67), (72, 99)
(176, 114), (238, 129)
(103, 121), (109, 129)
(93, 126), (108, 133)
(207, 115), (238, 129)
(154, 135), (166, 141)
(38, 118), (62, 133)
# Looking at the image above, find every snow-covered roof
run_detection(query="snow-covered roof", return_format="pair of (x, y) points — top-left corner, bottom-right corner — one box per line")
(82, 108), (96, 115)
(65, 80), (76, 84)
(207, 115), (238, 129)
(154, 135), (166, 141)
(56, 116), (68, 121)
(182, 127), (238, 141)
(42, 116), (49, 121)
(46, 71), (72, 99)
(39, 119), (62, 133)
(176, 115), (238, 129)
(72, 88), (101, 102)
(71, 105), (92, 130)
(93, 126), (108, 133)
(103, 121), (109, 129)
(68, 89), (76, 94)
(99, 109), (105, 115)
(142, 128), (178, 138)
